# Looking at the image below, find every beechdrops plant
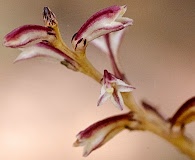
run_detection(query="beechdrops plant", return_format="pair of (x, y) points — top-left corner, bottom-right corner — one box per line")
(3, 5), (195, 159)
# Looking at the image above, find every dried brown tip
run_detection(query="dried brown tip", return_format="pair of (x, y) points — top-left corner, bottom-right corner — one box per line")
(141, 101), (165, 120)
(170, 96), (195, 128)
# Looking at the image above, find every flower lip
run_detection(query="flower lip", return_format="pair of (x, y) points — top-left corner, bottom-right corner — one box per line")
(97, 70), (135, 110)
(3, 24), (55, 48)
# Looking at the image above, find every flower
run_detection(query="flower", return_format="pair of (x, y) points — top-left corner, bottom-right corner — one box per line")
(92, 29), (126, 80)
(71, 5), (133, 52)
(73, 112), (140, 157)
(92, 29), (126, 56)
(3, 7), (78, 70)
(97, 70), (135, 110)
(3, 24), (55, 48)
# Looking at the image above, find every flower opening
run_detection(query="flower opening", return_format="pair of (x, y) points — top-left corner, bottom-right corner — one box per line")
(97, 70), (135, 110)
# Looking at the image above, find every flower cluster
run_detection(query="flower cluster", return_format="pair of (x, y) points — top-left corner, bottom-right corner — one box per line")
(3, 5), (136, 156)
(3, 5), (194, 159)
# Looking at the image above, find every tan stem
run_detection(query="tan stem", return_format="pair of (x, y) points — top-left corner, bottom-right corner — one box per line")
(51, 23), (195, 160)
(75, 57), (195, 159)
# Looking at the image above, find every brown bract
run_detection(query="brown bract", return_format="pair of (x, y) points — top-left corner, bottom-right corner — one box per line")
(170, 97), (195, 128)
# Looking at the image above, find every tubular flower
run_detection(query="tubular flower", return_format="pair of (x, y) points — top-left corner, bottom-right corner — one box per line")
(97, 70), (135, 110)
(92, 29), (127, 80)
(3, 24), (55, 48)
(92, 29), (126, 56)
(71, 5), (133, 52)
(3, 7), (78, 70)
(73, 112), (140, 157)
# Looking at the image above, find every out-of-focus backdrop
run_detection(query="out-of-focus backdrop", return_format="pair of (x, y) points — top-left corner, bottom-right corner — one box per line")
(0, 0), (194, 160)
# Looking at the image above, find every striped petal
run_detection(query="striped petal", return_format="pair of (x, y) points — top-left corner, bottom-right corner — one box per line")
(71, 5), (133, 51)
(97, 70), (135, 110)
(15, 42), (63, 62)
(111, 91), (124, 110)
(92, 29), (126, 56)
(116, 79), (135, 92)
(97, 87), (111, 106)
(14, 42), (78, 70)
(3, 25), (55, 48)
(92, 29), (127, 80)
(73, 112), (139, 157)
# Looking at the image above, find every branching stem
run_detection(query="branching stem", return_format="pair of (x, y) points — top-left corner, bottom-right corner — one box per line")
(52, 21), (195, 160)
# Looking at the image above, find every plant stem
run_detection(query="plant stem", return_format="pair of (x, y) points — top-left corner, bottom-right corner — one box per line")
(72, 57), (195, 159)
(52, 24), (195, 160)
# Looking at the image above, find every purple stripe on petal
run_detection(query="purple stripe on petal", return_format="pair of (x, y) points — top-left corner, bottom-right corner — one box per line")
(36, 42), (74, 62)
(74, 5), (121, 41)
(112, 90), (124, 110)
(83, 23), (125, 43)
(74, 112), (137, 156)
(3, 25), (55, 48)
(97, 89), (110, 106)
(99, 70), (135, 110)
(76, 113), (133, 139)
(15, 42), (77, 69)
(71, 5), (132, 51)
(83, 127), (123, 157)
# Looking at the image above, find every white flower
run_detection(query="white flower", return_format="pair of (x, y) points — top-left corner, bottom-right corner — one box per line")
(71, 5), (133, 52)
(74, 112), (139, 157)
(3, 7), (78, 70)
(97, 70), (135, 110)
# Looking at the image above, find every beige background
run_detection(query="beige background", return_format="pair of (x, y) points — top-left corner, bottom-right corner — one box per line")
(0, 0), (194, 160)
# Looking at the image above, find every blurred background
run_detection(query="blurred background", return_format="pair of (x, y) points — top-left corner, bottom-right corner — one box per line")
(0, 0), (194, 160)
